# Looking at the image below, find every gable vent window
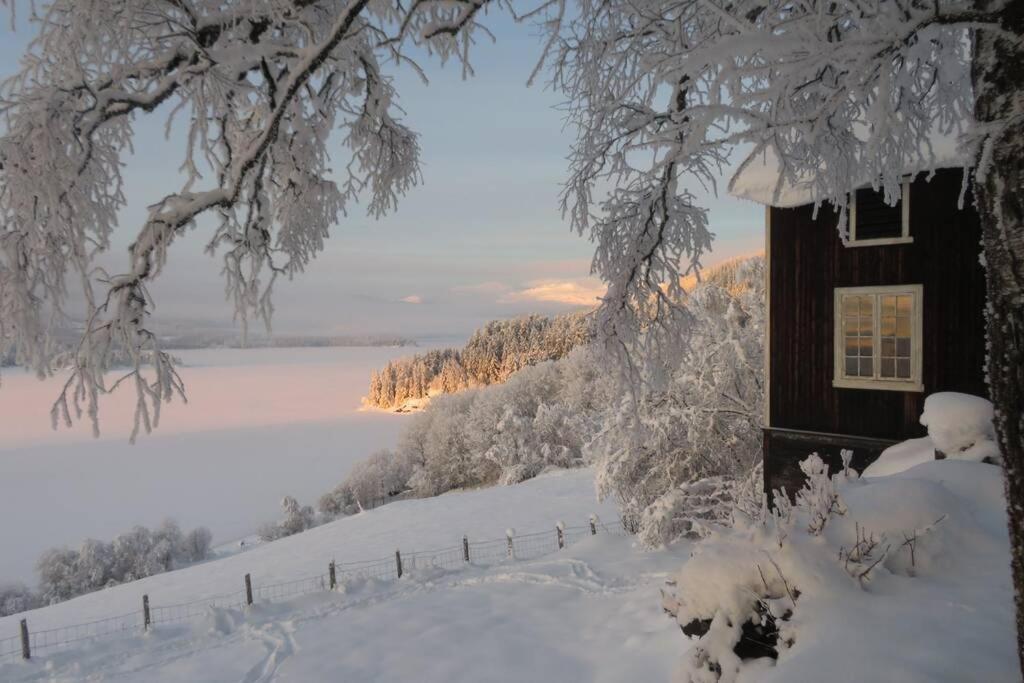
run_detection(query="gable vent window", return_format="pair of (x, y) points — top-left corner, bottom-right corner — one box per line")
(833, 285), (923, 392)
(848, 181), (912, 246)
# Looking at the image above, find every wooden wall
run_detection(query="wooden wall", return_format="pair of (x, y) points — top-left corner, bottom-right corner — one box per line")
(767, 168), (988, 442)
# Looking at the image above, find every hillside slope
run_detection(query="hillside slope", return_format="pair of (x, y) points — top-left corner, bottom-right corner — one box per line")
(0, 470), (690, 682)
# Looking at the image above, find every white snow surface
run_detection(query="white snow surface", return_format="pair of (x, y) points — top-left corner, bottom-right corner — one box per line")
(920, 391), (1001, 462)
(0, 469), (688, 682)
(667, 458), (1016, 682)
(728, 131), (969, 208)
(863, 436), (937, 477)
(0, 347), (419, 582)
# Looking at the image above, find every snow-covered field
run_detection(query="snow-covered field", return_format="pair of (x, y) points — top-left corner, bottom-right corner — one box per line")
(0, 469), (687, 682)
(0, 346), (435, 582)
(0, 437), (1017, 681)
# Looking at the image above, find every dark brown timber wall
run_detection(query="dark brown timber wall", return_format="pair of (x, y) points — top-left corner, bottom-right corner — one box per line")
(766, 168), (988, 488)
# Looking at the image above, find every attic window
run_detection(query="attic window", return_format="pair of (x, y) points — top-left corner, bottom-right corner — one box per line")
(833, 285), (923, 392)
(848, 181), (912, 246)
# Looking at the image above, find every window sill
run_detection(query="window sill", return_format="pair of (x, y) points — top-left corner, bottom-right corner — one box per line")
(833, 378), (924, 393)
(843, 236), (914, 248)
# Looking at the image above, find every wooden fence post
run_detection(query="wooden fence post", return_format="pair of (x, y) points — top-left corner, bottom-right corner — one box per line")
(329, 561), (337, 590)
(463, 535), (470, 563)
(143, 594), (151, 631)
(506, 530), (515, 558)
(245, 573), (253, 606)
(19, 619), (29, 660)
(589, 515), (597, 536)
(395, 550), (403, 579)
(556, 525), (565, 549)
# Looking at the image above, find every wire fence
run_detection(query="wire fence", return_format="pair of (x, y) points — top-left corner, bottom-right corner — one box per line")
(1, 515), (628, 664)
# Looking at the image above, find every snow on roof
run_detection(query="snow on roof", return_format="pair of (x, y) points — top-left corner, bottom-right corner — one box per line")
(727, 130), (972, 208)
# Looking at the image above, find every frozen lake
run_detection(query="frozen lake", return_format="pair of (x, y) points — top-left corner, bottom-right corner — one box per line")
(0, 346), (432, 583)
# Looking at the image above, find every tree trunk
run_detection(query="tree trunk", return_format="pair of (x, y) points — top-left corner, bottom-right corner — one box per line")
(972, 0), (1024, 672)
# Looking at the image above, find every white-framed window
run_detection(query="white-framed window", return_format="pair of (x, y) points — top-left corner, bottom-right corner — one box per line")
(847, 180), (912, 247)
(833, 285), (923, 392)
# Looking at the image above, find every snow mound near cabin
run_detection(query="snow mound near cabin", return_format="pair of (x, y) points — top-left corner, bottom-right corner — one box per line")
(863, 436), (936, 477)
(665, 458), (1016, 683)
(920, 392), (1001, 463)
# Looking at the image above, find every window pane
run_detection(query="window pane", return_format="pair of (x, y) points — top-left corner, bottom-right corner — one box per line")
(896, 295), (912, 317)
(897, 358), (911, 378)
(881, 338), (895, 357)
(881, 296), (896, 317)
(880, 315), (896, 337)
(845, 357), (859, 376)
(859, 296), (873, 317)
(897, 316), (911, 337)
(845, 338), (859, 357)
(856, 315), (873, 336)
(857, 336), (872, 356)
(843, 296), (859, 316)
(896, 338), (911, 357)
(880, 358), (895, 378)
(860, 358), (873, 377)
(854, 188), (903, 240)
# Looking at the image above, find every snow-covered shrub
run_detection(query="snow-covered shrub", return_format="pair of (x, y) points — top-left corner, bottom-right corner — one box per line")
(182, 527), (213, 563)
(591, 256), (765, 545)
(34, 521), (212, 605)
(317, 449), (415, 516)
(0, 583), (40, 617)
(663, 449), (1012, 682)
(258, 496), (318, 542)
(386, 345), (613, 498)
(920, 392), (1001, 464)
(637, 465), (763, 547)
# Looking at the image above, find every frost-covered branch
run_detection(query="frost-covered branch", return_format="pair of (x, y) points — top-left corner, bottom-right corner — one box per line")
(543, 0), (995, 367)
(0, 0), (554, 438)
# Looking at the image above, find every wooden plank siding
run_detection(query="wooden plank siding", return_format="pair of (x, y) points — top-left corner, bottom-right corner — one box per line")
(765, 168), (987, 487)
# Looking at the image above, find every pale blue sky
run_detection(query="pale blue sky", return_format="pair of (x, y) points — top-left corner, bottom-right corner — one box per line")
(0, 8), (762, 337)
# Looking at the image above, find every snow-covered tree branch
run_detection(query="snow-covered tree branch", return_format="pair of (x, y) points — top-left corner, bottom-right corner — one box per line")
(543, 0), (988, 364)
(0, 0), (534, 439)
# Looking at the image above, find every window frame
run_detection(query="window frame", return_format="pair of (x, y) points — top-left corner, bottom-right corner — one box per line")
(832, 284), (924, 392)
(847, 180), (913, 247)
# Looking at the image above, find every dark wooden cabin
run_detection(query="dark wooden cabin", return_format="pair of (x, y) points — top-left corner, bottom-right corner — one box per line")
(754, 168), (987, 494)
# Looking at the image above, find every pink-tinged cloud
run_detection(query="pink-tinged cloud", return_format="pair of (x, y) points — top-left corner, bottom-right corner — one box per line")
(499, 279), (606, 307)
(399, 295), (424, 304)
(450, 281), (509, 295)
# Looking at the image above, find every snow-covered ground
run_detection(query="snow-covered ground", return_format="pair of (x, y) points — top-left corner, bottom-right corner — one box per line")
(0, 448), (1017, 682)
(665, 456), (1017, 682)
(0, 469), (688, 682)
(0, 346), (435, 582)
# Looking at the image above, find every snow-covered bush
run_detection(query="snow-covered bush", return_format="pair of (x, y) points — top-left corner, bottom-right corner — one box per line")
(663, 450), (1012, 682)
(637, 465), (763, 548)
(0, 583), (41, 618)
(920, 392), (1001, 464)
(318, 449), (416, 516)
(259, 496), (318, 542)
(34, 520), (212, 605)
(388, 345), (613, 497)
(591, 256), (765, 545)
